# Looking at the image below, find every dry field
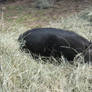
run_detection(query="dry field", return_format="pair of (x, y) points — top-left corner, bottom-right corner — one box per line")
(0, 0), (92, 92)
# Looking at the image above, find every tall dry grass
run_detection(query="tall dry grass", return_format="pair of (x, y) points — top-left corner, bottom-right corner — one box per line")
(0, 7), (92, 92)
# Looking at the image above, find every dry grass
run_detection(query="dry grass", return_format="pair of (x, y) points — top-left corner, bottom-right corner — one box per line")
(0, 2), (92, 92)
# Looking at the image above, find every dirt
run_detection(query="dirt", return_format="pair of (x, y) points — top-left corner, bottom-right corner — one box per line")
(0, 0), (92, 27)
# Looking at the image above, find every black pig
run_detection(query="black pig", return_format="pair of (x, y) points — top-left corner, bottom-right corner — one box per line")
(18, 28), (92, 63)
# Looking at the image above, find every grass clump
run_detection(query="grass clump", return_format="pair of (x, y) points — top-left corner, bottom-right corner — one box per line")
(35, 0), (55, 9)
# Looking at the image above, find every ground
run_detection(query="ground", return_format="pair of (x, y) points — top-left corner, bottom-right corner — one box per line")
(0, 0), (92, 27)
(0, 0), (92, 92)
